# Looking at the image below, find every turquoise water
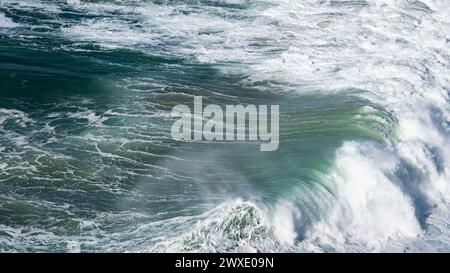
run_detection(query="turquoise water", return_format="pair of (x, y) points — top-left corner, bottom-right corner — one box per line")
(1, 0), (450, 252)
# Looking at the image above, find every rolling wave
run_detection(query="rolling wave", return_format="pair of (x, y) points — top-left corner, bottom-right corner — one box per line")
(0, 0), (450, 252)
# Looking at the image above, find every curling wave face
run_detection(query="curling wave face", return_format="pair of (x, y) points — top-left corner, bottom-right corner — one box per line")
(0, 0), (450, 252)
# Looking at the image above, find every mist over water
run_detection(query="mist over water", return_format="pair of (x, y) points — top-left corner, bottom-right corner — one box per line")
(1, 0), (450, 252)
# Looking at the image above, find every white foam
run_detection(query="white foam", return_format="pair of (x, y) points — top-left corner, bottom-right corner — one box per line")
(61, 1), (280, 65)
(66, 241), (81, 253)
(303, 142), (422, 252)
(0, 12), (18, 28)
(271, 201), (299, 245)
(0, 108), (33, 127)
(62, 18), (157, 49)
(145, 199), (293, 253)
(67, 110), (107, 125)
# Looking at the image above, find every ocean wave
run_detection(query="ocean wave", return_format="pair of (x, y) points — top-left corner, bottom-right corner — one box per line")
(0, 0), (449, 253)
(0, 12), (18, 28)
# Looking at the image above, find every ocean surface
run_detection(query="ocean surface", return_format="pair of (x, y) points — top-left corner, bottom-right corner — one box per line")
(1, 0), (450, 252)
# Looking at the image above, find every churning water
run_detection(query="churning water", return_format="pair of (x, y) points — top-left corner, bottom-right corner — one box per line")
(1, 0), (450, 252)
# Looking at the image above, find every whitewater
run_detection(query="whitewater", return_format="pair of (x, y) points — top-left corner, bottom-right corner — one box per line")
(0, 0), (450, 252)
